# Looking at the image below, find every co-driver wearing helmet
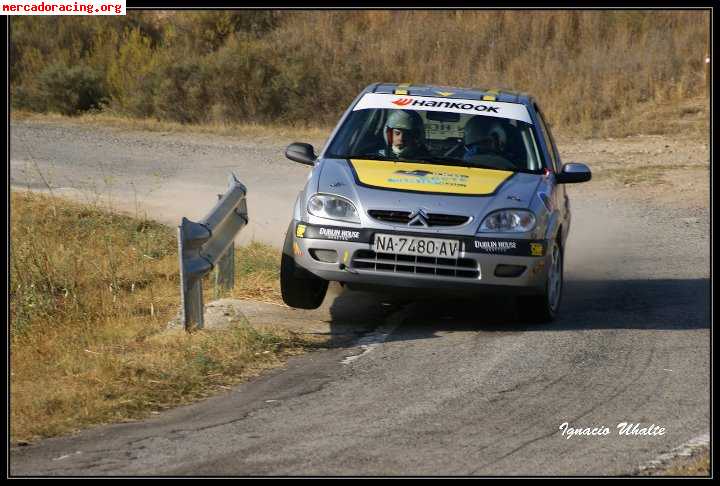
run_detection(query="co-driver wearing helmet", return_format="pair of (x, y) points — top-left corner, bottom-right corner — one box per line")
(462, 116), (517, 170)
(379, 110), (430, 160)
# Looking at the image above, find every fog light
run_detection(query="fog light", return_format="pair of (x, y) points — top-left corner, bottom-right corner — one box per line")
(310, 249), (338, 263)
(494, 264), (526, 278)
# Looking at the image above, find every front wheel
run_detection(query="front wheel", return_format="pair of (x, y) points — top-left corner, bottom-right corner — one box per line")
(518, 239), (563, 323)
(280, 225), (328, 309)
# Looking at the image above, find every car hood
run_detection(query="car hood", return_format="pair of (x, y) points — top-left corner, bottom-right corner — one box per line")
(316, 158), (543, 235)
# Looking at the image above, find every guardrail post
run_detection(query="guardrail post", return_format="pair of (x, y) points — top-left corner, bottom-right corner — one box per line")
(178, 218), (212, 330)
(214, 195), (236, 298)
(177, 173), (248, 331)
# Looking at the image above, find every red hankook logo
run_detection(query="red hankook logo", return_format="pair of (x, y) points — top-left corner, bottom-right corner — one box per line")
(392, 98), (413, 106)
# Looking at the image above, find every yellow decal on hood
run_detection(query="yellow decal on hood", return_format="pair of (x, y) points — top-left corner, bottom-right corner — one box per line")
(349, 159), (513, 195)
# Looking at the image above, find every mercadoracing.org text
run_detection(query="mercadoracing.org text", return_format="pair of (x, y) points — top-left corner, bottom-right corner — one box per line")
(1, 0), (125, 15)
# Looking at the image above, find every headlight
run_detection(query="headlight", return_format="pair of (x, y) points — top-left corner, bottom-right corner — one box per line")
(478, 209), (536, 233)
(307, 194), (360, 223)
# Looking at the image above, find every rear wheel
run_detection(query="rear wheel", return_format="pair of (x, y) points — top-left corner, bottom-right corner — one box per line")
(519, 238), (563, 323)
(280, 224), (328, 309)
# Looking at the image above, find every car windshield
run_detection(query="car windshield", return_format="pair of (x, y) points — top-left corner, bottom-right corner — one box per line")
(326, 100), (543, 173)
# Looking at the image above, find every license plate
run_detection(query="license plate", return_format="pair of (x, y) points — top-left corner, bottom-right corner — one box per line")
(373, 234), (460, 259)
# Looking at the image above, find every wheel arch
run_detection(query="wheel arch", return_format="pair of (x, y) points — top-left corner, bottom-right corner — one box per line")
(544, 210), (564, 246)
(282, 220), (295, 256)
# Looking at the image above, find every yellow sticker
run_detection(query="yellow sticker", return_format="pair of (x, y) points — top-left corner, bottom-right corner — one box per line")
(295, 224), (306, 238)
(530, 243), (544, 256)
(343, 250), (349, 263)
(436, 91), (454, 97)
(292, 242), (303, 256)
(395, 83), (411, 95)
(349, 159), (512, 195)
(483, 88), (499, 102)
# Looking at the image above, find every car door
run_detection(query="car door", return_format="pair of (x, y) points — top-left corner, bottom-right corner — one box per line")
(535, 105), (571, 244)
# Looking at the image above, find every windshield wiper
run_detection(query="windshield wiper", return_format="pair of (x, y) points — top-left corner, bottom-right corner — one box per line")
(331, 153), (431, 164)
(331, 153), (390, 161)
(416, 156), (465, 165)
(417, 156), (529, 172)
(343, 154), (467, 165)
(330, 153), (522, 172)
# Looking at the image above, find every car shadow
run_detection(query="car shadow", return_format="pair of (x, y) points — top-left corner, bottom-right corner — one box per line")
(326, 277), (710, 343)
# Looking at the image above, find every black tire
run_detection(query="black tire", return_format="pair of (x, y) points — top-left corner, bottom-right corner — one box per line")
(280, 224), (328, 309)
(518, 238), (563, 323)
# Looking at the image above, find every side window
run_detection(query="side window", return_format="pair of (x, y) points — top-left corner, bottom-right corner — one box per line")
(535, 108), (559, 172)
(326, 110), (371, 156)
(542, 112), (562, 170)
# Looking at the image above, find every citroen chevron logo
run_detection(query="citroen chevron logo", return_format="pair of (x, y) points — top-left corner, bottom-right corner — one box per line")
(408, 208), (429, 227)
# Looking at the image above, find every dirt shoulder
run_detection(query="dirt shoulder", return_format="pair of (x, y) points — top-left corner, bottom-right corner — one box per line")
(11, 114), (710, 213)
(558, 133), (710, 211)
(10, 110), (332, 147)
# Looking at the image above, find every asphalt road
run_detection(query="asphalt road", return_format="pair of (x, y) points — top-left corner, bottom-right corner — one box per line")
(9, 120), (710, 476)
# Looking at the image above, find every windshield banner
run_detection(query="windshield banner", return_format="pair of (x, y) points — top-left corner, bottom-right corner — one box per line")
(353, 93), (532, 124)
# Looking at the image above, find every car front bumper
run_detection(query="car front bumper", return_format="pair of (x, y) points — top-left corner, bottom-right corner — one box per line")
(292, 222), (551, 295)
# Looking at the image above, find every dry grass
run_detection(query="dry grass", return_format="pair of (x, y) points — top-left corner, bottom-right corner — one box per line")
(10, 11), (710, 138)
(660, 448), (710, 476)
(591, 97), (710, 142)
(279, 10), (710, 138)
(10, 190), (311, 445)
(635, 447), (710, 476)
(231, 242), (284, 304)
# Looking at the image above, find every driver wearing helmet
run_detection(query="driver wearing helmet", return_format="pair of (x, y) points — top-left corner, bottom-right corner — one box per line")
(463, 116), (510, 165)
(379, 110), (430, 160)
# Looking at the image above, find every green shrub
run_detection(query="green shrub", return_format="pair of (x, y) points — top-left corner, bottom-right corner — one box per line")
(154, 57), (211, 123)
(35, 62), (106, 115)
(204, 35), (280, 122)
(106, 27), (159, 117)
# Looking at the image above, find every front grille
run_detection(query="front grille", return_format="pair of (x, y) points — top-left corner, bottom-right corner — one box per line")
(368, 210), (470, 227)
(351, 250), (479, 279)
(426, 213), (471, 226)
(367, 210), (411, 224)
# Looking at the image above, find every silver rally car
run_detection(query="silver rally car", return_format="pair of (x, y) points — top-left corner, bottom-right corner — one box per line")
(281, 83), (591, 322)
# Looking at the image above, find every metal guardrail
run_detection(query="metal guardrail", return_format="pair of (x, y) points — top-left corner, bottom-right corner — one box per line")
(177, 173), (248, 330)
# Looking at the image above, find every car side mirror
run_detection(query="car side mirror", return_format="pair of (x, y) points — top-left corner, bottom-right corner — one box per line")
(556, 163), (592, 184)
(285, 142), (316, 166)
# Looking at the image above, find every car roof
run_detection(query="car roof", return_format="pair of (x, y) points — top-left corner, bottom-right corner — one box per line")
(366, 82), (535, 107)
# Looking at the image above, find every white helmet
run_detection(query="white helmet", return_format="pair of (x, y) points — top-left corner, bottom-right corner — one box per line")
(383, 110), (426, 157)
